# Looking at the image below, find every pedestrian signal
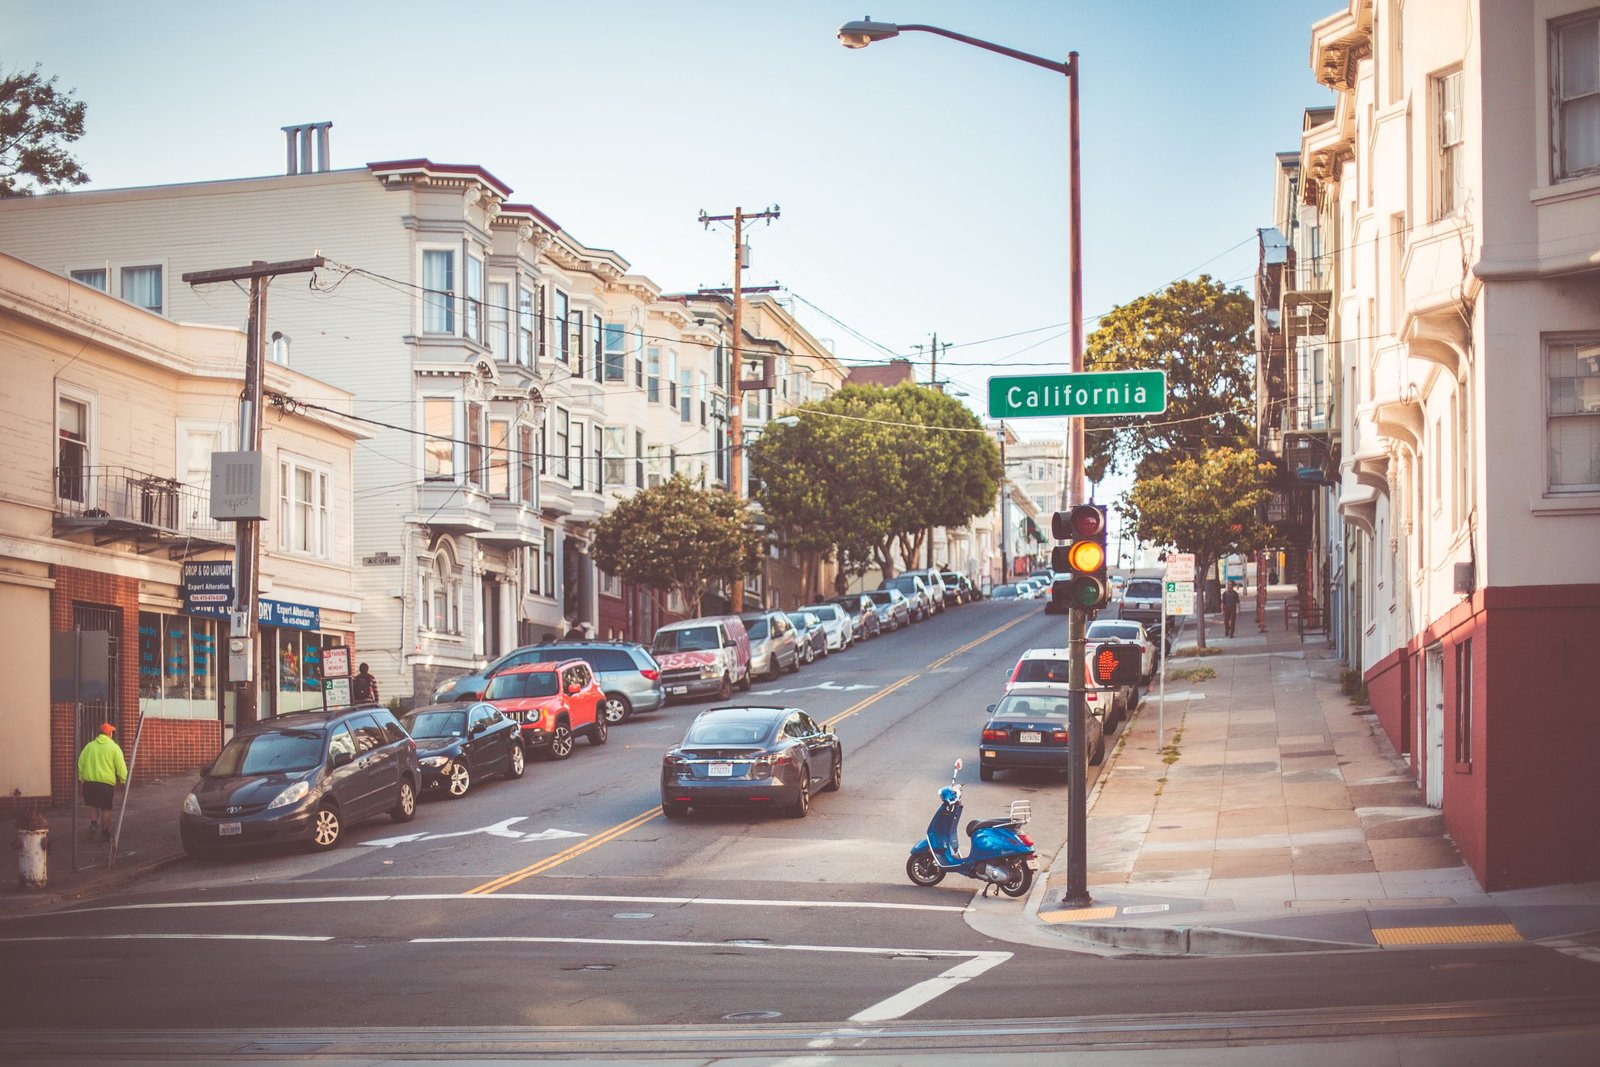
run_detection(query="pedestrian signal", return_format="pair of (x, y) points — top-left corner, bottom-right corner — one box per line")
(1089, 642), (1141, 687)
(1050, 504), (1110, 610)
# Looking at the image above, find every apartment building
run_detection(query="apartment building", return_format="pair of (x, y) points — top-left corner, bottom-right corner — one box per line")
(1301, 0), (1600, 888)
(0, 253), (367, 807)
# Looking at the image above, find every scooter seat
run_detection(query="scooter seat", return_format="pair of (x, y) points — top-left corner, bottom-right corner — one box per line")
(966, 816), (1019, 837)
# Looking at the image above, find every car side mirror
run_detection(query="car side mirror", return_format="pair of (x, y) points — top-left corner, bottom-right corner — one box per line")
(986, 703), (997, 715)
(567, 684), (582, 695)
(332, 750), (354, 767)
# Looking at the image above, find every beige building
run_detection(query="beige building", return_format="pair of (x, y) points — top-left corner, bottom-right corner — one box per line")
(0, 252), (366, 806)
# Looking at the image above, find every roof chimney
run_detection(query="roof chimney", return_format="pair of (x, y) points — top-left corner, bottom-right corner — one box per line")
(281, 122), (333, 175)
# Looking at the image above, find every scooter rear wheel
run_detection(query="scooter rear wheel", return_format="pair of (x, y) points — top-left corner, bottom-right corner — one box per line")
(999, 859), (1034, 898)
(906, 852), (944, 887)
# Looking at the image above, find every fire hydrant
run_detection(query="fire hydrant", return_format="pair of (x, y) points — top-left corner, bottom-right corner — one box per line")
(13, 812), (49, 890)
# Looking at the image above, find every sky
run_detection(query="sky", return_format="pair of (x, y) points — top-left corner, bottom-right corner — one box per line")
(8, 0), (1339, 502)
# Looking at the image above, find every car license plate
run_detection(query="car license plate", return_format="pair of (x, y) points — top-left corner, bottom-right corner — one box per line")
(708, 762), (733, 777)
(1025, 855), (1039, 870)
(219, 822), (241, 837)
(1019, 731), (1042, 744)
(668, 685), (687, 695)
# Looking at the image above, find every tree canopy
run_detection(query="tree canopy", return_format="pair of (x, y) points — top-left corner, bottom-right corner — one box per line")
(1083, 275), (1255, 483)
(1, 61), (89, 196)
(589, 473), (761, 617)
(1121, 446), (1275, 648)
(749, 383), (1000, 591)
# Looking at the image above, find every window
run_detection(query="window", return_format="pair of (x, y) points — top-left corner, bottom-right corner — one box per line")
(593, 426), (603, 490)
(1385, 0), (1404, 105)
(517, 285), (534, 364)
(1432, 68), (1464, 219)
(70, 268), (107, 291)
(601, 428), (627, 489)
(138, 611), (220, 720)
(178, 422), (223, 491)
(488, 417), (511, 498)
(422, 542), (462, 634)
(519, 426), (535, 504)
(593, 316), (605, 383)
(634, 329), (645, 387)
(57, 394), (90, 502)
(553, 407), (570, 480)
(635, 430), (645, 488)
(679, 367), (692, 422)
(423, 397), (455, 480)
(555, 291), (570, 363)
(542, 526), (556, 596)
(423, 250), (455, 333)
(465, 401), (485, 490)
(1554, 13), (1600, 180)
(698, 371), (708, 425)
(603, 322), (627, 381)
(1454, 638), (1473, 765)
(569, 309), (584, 375)
(647, 347), (661, 402)
(488, 281), (510, 360)
(465, 256), (484, 343)
(121, 265), (162, 314)
(279, 455), (330, 559)
(570, 420), (585, 488)
(1546, 336), (1600, 492)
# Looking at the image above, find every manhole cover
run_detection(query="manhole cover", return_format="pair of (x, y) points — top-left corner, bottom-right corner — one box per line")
(723, 1010), (782, 1021)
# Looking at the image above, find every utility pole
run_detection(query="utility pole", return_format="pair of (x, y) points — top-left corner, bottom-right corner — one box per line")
(181, 257), (323, 727)
(998, 425), (1010, 586)
(699, 205), (779, 613)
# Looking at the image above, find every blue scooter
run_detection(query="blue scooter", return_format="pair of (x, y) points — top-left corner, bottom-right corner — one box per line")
(906, 759), (1037, 897)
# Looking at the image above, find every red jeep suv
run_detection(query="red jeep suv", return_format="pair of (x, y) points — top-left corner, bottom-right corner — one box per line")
(484, 659), (607, 760)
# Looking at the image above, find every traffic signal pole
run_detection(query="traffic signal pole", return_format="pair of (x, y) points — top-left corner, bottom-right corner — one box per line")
(1055, 503), (1104, 910)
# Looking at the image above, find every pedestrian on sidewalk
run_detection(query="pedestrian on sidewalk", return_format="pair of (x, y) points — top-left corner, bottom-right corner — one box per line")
(353, 662), (380, 705)
(77, 722), (127, 842)
(1222, 582), (1241, 638)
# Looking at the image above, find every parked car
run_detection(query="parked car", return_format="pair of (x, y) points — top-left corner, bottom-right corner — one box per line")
(1012, 577), (1041, 600)
(401, 701), (525, 799)
(827, 593), (882, 640)
(660, 705), (842, 819)
(899, 569), (952, 610)
(991, 583), (1024, 601)
(507, 641), (665, 725)
(740, 609), (803, 680)
(179, 705), (419, 856)
(787, 610), (829, 665)
(1085, 618), (1158, 685)
(1005, 646), (1124, 732)
(863, 587), (912, 632)
(878, 574), (934, 620)
(650, 615), (752, 701)
(980, 686), (1104, 781)
(431, 644), (543, 704)
(940, 572), (977, 603)
(483, 659), (607, 760)
(1117, 577), (1166, 627)
(800, 602), (854, 652)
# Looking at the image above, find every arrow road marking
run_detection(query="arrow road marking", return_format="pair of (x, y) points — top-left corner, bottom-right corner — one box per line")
(364, 819), (585, 848)
(750, 680), (878, 695)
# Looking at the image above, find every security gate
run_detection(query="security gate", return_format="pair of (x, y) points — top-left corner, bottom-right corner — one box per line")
(71, 603), (121, 744)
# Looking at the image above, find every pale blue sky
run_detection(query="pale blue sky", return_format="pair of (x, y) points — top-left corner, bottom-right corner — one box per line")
(9, 0), (1337, 483)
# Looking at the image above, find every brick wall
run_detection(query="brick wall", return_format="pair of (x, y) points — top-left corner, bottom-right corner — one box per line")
(49, 566), (139, 804)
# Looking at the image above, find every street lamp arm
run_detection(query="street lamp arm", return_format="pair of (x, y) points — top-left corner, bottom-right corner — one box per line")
(895, 24), (1071, 76)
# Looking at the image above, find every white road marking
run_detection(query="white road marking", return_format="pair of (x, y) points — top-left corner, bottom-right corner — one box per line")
(1545, 938), (1600, 964)
(363, 819), (585, 848)
(750, 680), (878, 695)
(71, 892), (969, 915)
(850, 951), (1011, 1022)
(0, 933), (331, 943)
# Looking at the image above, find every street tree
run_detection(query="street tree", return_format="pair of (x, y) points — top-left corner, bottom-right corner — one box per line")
(1121, 446), (1275, 649)
(0, 61), (89, 196)
(1083, 275), (1255, 483)
(590, 473), (761, 618)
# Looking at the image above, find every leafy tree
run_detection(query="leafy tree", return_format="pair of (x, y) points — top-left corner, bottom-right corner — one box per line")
(590, 473), (761, 618)
(1083, 275), (1254, 483)
(1121, 446), (1274, 649)
(1, 61), (89, 196)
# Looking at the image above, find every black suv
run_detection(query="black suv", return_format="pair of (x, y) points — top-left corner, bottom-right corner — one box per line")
(180, 705), (420, 855)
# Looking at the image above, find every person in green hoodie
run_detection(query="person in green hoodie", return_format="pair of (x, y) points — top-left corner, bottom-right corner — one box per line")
(78, 722), (128, 842)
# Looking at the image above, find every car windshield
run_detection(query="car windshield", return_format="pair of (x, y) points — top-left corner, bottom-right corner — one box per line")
(538, 647), (642, 672)
(803, 605), (839, 622)
(865, 591), (892, 605)
(786, 613), (810, 630)
(994, 584), (1018, 596)
(209, 728), (324, 777)
(484, 671), (560, 699)
(995, 694), (1072, 720)
(742, 617), (770, 639)
(1087, 622), (1144, 641)
(1126, 580), (1162, 598)
(653, 626), (719, 653)
(1013, 659), (1072, 685)
(683, 718), (773, 746)
(402, 710), (467, 739)
(827, 598), (860, 613)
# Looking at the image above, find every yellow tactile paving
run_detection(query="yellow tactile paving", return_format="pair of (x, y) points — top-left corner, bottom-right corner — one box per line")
(1371, 924), (1522, 945)
(1040, 906), (1120, 924)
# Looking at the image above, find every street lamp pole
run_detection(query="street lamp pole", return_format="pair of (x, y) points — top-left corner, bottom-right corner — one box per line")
(840, 17), (1091, 906)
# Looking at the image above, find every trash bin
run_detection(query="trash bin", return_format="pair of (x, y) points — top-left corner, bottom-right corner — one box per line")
(13, 812), (49, 890)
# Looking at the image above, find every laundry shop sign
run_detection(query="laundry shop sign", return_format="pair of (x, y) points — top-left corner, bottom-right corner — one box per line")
(988, 370), (1167, 419)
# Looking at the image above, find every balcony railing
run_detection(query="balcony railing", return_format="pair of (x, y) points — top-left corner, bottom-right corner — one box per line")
(54, 465), (231, 551)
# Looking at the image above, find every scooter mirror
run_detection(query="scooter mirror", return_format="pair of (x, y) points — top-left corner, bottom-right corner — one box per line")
(952, 757), (963, 772)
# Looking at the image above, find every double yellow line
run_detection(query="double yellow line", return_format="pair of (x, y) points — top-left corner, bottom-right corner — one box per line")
(465, 614), (1031, 895)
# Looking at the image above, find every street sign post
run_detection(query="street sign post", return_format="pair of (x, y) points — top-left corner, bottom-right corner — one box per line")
(988, 370), (1167, 419)
(1165, 580), (1195, 615)
(1165, 553), (1195, 582)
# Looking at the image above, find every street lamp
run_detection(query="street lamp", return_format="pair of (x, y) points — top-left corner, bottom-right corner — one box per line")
(839, 15), (1091, 908)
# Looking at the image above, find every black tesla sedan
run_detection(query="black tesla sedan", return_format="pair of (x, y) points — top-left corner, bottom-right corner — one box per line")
(660, 705), (841, 819)
(400, 701), (525, 799)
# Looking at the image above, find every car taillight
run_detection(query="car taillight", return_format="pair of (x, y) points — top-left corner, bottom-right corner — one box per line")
(641, 668), (659, 681)
(1050, 729), (1069, 743)
(662, 754), (686, 768)
(982, 728), (1008, 742)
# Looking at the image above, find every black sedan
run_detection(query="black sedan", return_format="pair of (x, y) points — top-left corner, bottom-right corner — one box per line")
(660, 705), (841, 819)
(979, 686), (1104, 781)
(401, 702), (525, 799)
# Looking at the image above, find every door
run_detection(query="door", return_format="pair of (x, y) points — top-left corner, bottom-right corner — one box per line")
(1424, 645), (1445, 808)
(347, 714), (396, 819)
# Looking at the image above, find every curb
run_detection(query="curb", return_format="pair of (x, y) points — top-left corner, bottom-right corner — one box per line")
(0, 851), (187, 915)
(1039, 918), (1373, 956)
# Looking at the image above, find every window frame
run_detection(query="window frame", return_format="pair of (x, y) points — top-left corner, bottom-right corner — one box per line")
(120, 264), (165, 316)
(1552, 10), (1600, 182)
(487, 416), (512, 499)
(421, 248), (457, 334)
(55, 386), (96, 505)
(1431, 66), (1465, 220)
(1544, 333), (1600, 494)
(1454, 638), (1473, 767)
(277, 452), (332, 560)
(554, 290), (571, 363)
(488, 280), (510, 361)
(422, 396), (457, 481)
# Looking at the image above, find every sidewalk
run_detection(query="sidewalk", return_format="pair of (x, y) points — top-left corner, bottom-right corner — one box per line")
(1035, 591), (1600, 955)
(2, 773), (195, 914)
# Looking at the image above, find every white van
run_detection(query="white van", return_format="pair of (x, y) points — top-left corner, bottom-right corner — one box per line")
(650, 616), (753, 702)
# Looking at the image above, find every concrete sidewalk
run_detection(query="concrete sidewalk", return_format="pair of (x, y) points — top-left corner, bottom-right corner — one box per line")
(1035, 592), (1600, 955)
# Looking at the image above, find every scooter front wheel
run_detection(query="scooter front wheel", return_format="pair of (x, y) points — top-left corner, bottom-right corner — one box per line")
(999, 859), (1034, 898)
(906, 852), (945, 887)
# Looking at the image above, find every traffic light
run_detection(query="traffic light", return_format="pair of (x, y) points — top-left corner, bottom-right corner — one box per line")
(1088, 642), (1142, 687)
(1050, 504), (1110, 610)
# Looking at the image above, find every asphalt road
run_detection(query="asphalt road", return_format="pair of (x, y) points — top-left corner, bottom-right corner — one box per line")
(3, 599), (1599, 1060)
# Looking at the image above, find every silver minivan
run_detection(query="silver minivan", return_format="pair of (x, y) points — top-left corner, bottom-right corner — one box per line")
(739, 610), (802, 681)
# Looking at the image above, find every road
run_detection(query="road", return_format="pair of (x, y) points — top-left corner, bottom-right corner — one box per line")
(3, 599), (1599, 1061)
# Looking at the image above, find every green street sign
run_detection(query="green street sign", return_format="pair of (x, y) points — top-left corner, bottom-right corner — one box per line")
(988, 370), (1167, 419)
